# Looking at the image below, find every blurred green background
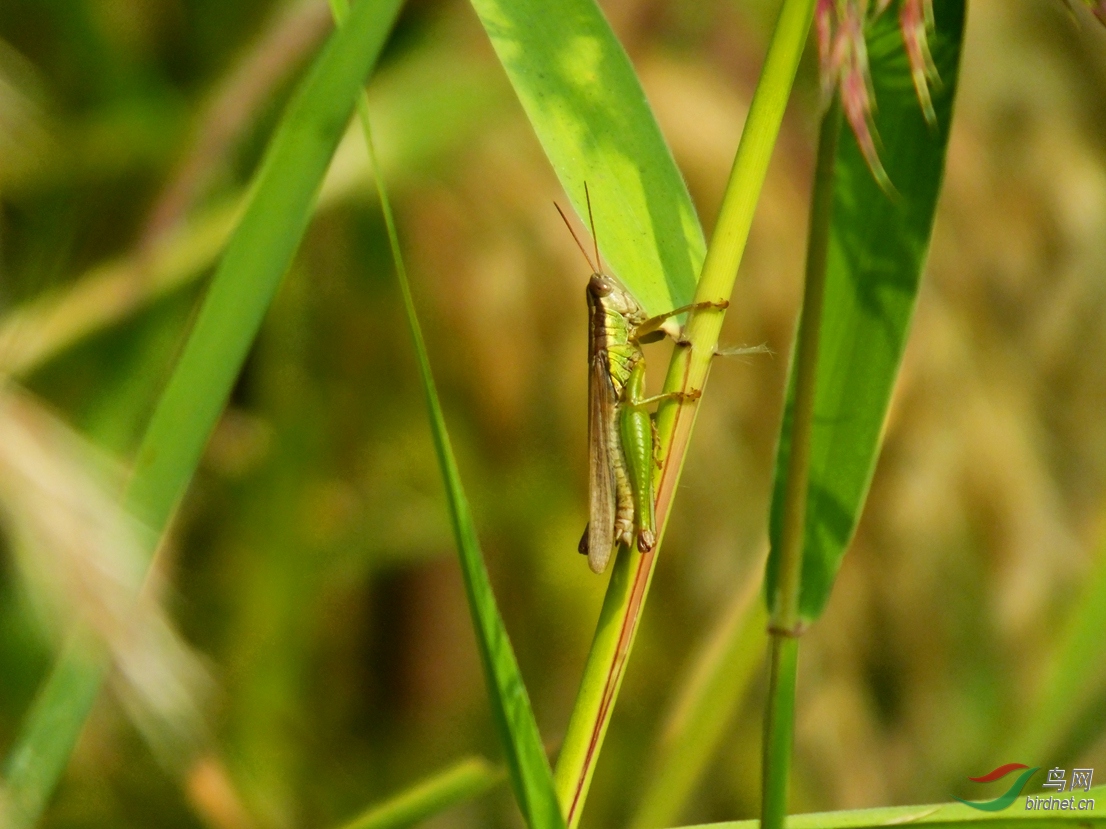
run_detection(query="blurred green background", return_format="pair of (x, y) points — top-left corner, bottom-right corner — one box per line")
(1, 0), (1105, 827)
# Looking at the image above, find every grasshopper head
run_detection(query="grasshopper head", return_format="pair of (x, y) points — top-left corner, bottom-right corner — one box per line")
(587, 272), (644, 319)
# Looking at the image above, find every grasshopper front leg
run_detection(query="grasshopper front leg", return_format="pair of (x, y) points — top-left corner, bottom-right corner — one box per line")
(634, 299), (729, 345)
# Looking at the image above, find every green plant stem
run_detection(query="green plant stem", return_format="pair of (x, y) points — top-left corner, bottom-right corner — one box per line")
(654, 0), (818, 515)
(761, 96), (842, 829)
(552, 1), (816, 825)
(762, 635), (799, 829)
(771, 96), (841, 632)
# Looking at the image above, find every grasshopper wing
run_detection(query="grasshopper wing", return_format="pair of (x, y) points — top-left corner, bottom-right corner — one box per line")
(581, 349), (618, 573)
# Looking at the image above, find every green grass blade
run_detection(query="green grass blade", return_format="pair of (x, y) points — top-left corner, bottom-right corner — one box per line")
(674, 785), (1106, 829)
(467, 0), (703, 315)
(1, 634), (107, 827)
(334, 756), (503, 829)
(765, 0), (967, 623)
(761, 94), (843, 829)
(125, 0), (401, 531)
(0, 3), (402, 824)
(329, 4), (563, 825)
(360, 109), (565, 829)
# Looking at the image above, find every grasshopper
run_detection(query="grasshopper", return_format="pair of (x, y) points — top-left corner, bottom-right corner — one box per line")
(556, 190), (727, 573)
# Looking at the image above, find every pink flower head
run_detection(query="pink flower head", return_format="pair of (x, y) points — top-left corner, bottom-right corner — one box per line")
(899, 0), (939, 124)
(815, 0), (941, 190)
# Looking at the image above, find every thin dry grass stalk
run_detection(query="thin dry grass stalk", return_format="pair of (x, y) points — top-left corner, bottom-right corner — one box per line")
(0, 384), (209, 766)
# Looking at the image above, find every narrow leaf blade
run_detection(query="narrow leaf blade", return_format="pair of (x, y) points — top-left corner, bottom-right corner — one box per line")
(468, 0), (704, 314)
(766, 0), (967, 622)
(333, 36), (565, 825)
(127, 0), (400, 531)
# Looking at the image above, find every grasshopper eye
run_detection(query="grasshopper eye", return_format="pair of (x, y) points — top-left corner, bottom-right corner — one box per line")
(588, 274), (613, 296)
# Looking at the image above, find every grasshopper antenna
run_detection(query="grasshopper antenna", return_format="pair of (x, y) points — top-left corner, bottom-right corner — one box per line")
(584, 182), (601, 273)
(554, 201), (598, 273)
